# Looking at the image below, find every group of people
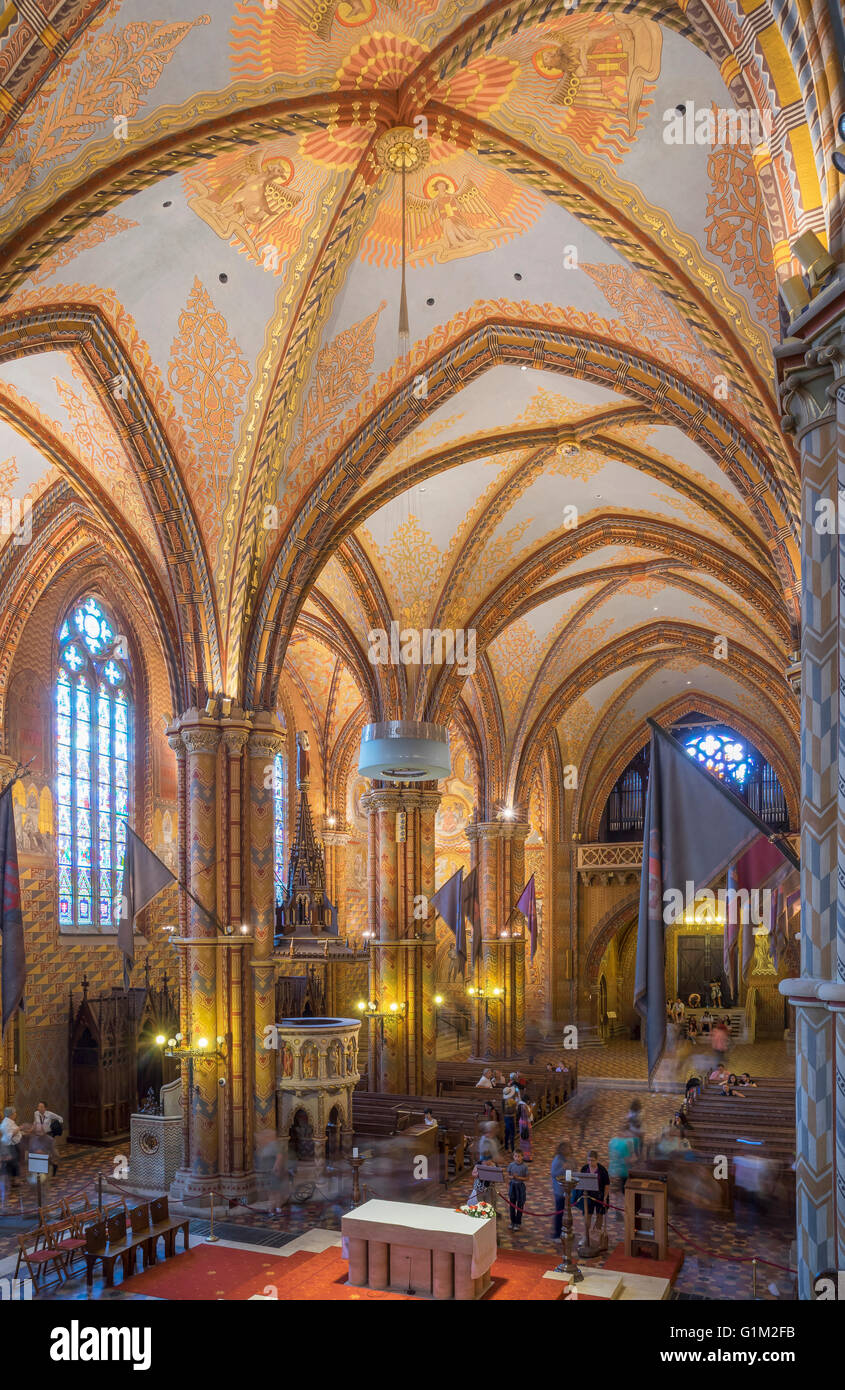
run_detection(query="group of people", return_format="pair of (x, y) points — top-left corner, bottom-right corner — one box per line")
(474, 1069), (535, 1160)
(709, 1066), (757, 1097)
(0, 1101), (63, 1193)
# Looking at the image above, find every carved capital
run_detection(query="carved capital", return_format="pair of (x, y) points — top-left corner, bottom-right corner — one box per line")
(248, 730), (285, 758)
(776, 305), (845, 437)
(467, 819), (528, 843)
(222, 727), (250, 757)
(166, 733), (186, 758)
(181, 725), (220, 756)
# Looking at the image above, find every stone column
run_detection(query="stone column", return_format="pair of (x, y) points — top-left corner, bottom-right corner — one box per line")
(322, 817), (350, 935)
(247, 715), (285, 1165)
(167, 732), (190, 1169)
(175, 717), (220, 1196)
(777, 299), (845, 1297)
(466, 821), (529, 1059)
(361, 785), (439, 1094)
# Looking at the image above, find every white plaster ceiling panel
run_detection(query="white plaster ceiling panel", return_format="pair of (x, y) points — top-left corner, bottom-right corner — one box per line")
(362, 457), (498, 553)
(0, 421), (60, 500)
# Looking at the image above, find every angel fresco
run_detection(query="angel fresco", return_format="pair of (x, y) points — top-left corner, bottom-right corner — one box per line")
(531, 14), (662, 141)
(186, 152), (303, 266)
(408, 174), (516, 265)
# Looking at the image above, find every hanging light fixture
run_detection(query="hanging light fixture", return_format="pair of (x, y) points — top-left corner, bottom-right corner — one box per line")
(361, 131), (448, 787)
(358, 720), (451, 783)
(374, 126), (430, 358)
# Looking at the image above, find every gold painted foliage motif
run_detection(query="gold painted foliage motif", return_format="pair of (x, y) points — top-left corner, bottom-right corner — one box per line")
(0, 12), (210, 210)
(704, 122), (779, 335)
(285, 301), (387, 492)
(167, 277), (251, 565)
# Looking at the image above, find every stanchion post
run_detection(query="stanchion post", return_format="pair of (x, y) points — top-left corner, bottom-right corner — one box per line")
(752, 1257), (758, 1300)
(207, 1189), (219, 1243)
(98, 1173), (103, 1213)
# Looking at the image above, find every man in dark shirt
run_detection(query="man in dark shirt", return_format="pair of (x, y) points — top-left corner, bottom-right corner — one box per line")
(574, 1149), (610, 1253)
(507, 1148), (529, 1230)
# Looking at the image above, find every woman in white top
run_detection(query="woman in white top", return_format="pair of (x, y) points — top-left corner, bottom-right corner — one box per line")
(0, 1106), (23, 1187)
(475, 1069), (494, 1088)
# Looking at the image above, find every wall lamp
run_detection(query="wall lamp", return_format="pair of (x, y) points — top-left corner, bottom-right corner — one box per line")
(355, 999), (407, 1020)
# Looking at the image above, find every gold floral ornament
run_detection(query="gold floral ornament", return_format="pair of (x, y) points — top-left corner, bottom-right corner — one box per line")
(374, 125), (431, 177)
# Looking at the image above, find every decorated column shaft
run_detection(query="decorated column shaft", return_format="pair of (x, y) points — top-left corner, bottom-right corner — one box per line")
(169, 708), (265, 1204)
(361, 786), (439, 1094)
(247, 716), (285, 1166)
(777, 300), (845, 1296)
(466, 821), (529, 1059)
(178, 718), (221, 1190)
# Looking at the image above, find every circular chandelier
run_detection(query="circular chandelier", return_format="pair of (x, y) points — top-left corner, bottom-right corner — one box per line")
(358, 720), (450, 783)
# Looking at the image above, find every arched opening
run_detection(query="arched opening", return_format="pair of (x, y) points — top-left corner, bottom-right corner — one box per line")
(289, 1107), (315, 1161)
(326, 1104), (341, 1161)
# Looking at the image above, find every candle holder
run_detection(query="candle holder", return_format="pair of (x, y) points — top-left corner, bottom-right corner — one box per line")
(349, 1149), (365, 1208)
(554, 1176), (584, 1283)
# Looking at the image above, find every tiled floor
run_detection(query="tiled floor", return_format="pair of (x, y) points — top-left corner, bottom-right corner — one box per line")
(2, 1040), (797, 1300)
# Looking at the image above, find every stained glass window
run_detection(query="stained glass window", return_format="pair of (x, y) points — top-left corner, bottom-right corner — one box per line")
(274, 751), (286, 907)
(56, 598), (130, 931)
(685, 731), (751, 785)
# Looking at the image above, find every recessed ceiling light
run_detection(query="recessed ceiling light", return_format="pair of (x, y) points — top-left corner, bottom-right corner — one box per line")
(162, 201), (172, 208)
(426, 297), (435, 306)
(520, 365), (527, 371)
(218, 273), (228, 283)
(675, 104), (687, 116)
(514, 273), (522, 281)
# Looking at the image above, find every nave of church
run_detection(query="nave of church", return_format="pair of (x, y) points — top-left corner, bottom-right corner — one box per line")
(0, 0), (844, 1348)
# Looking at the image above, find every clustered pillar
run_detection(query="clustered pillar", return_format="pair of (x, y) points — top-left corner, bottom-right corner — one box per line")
(776, 298), (845, 1297)
(168, 706), (284, 1205)
(360, 786), (439, 1095)
(465, 821), (529, 1060)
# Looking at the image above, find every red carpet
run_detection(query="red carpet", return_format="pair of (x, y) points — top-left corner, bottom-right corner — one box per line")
(121, 1241), (680, 1300)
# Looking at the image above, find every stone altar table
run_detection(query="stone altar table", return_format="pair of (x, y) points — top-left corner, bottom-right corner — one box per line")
(342, 1199), (496, 1299)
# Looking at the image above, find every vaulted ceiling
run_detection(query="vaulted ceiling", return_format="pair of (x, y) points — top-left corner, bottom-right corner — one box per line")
(1, 0), (836, 816)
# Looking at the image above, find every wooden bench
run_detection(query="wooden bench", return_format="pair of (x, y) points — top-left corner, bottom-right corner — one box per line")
(84, 1197), (189, 1288)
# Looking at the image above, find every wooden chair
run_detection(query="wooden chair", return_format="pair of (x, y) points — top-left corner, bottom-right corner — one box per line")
(45, 1216), (89, 1276)
(16, 1230), (67, 1293)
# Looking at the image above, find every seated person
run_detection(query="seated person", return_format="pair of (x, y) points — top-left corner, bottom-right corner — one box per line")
(423, 1109), (437, 1127)
(737, 1072), (757, 1087)
(709, 1064), (728, 1086)
(656, 1124), (690, 1157)
(721, 1073), (747, 1097)
(476, 1068), (494, 1089)
(672, 1109), (692, 1133)
(492, 1070), (507, 1086)
(685, 1074), (702, 1100)
(687, 1016), (698, 1038)
(700, 1009), (712, 1034)
(688, 992), (701, 1010)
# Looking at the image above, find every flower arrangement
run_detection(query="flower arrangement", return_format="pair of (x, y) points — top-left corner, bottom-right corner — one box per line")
(456, 1201), (496, 1220)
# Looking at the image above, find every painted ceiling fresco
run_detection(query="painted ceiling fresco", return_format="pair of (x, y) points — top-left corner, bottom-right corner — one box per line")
(0, 0), (816, 811)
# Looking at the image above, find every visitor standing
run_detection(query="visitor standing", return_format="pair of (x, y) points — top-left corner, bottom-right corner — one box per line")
(574, 1149), (610, 1253)
(551, 1141), (571, 1240)
(502, 1078), (519, 1152)
(507, 1148), (529, 1230)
